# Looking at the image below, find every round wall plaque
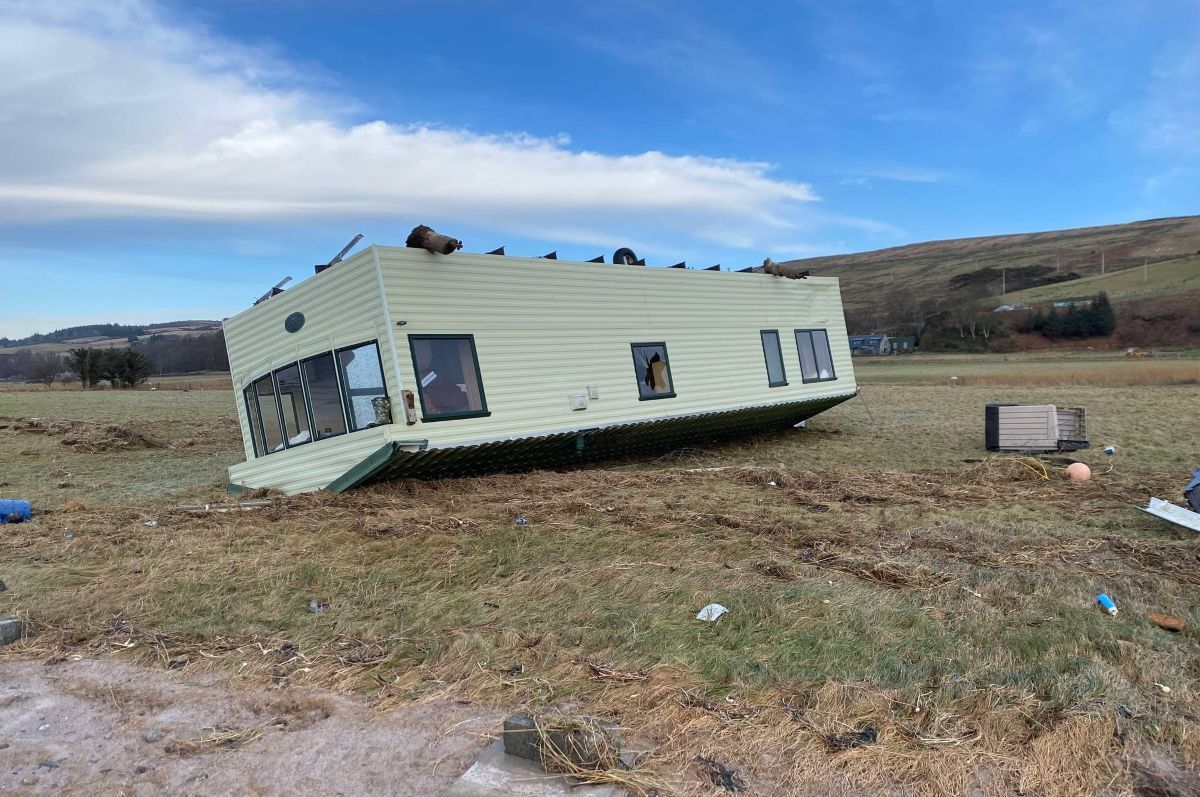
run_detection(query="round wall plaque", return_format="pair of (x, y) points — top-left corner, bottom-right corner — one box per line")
(284, 312), (305, 333)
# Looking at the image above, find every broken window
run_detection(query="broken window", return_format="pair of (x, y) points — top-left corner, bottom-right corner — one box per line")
(252, 373), (286, 452)
(631, 342), (675, 400)
(760, 330), (787, 387)
(408, 335), (489, 421)
(301, 353), (347, 440)
(337, 341), (390, 430)
(795, 329), (836, 383)
(274, 363), (313, 447)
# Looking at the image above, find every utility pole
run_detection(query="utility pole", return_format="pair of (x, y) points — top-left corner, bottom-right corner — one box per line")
(1055, 254), (1060, 274)
(1101, 250), (1106, 275)
(1001, 267), (1006, 295)
(1144, 259), (1149, 282)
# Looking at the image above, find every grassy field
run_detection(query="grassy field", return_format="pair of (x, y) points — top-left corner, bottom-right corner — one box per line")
(1001, 256), (1200, 306)
(2, 359), (1199, 795)
(854, 350), (1200, 388)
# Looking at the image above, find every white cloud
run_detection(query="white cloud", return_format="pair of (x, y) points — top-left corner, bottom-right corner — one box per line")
(0, 0), (825, 251)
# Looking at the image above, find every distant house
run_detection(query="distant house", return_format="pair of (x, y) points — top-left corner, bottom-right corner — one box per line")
(889, 335), (917, 353)
(1052, 299), (1092, 309)
(993, 303), (1033, 313)
(848, 334), (890, 355)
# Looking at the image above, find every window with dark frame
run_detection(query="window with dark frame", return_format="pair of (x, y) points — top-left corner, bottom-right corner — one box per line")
(631, 342), (675, 400)
(760, 330), (787, 387)
(337, 341), (390, 430)
(408, 335), (489, 421)
(300, 353), (348, 440)
(794, 329), (836, 383)
(243, 385), (263, 456)
(274, 363), (313, 447)
(252, 373), (286, 453)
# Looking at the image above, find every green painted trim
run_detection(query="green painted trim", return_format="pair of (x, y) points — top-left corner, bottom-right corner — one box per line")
(631, 341), (677, 400)
(407, 334), (491, 421)
(794, 328), (837, 383)
(760, 329), (788, 387)
(299, 351), (349, 442)
(326, 441), (399, 493)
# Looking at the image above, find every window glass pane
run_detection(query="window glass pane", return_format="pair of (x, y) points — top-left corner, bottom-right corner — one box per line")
(761, 331), (786, 386)
(275, 363), (312, 446)
(338, 342), (389, 430)
(812, 330), (835, 380)
(243, 386), (264, 456)
(632, 343), (674, 399)
(301, 354), (347, 440)
(795, 331), (818, 380)
(410, 336), (487, 418)
(253, 375), (286, 453)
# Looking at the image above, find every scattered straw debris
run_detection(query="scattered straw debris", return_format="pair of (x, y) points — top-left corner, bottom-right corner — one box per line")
(169, 725), (266, 756)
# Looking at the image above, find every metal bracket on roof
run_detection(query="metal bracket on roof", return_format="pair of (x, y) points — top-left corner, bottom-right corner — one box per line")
(393, 439), (430, 451)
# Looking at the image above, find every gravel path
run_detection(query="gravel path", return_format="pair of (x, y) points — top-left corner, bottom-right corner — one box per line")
(0, 658), (496, 795)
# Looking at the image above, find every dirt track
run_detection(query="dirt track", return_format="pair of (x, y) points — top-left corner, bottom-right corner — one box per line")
(0, 658), (495, 796)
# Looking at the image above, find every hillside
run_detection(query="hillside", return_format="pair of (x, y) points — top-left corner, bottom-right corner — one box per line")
(0, 320), (222, 356)
(780, 215), (1200, 316)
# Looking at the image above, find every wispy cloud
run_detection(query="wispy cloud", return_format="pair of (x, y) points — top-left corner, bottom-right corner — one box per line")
(839, 166), (949, 187)
(0, 0), (828, 253)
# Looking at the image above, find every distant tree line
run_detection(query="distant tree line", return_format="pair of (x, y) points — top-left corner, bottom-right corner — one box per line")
(0, 331), (229, 384)
(65, 348), (153, 389)
(1016, 293), (1116, 338)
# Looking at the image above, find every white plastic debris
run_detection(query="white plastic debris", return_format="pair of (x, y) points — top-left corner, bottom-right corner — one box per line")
(144, 520), (158, 527)
(696, 603), (728, 622)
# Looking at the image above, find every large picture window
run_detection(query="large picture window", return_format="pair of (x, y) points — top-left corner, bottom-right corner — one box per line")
(631, 342), (675, 400)
(337, 342), (390, 430)
(242, 338), (390, 458)
(274, 363), (313, 447)
(795, 329), (836, 383)
(408, 335), (489, 421)
(301, 353), (347, 440)
(760, 330), (787, 387)
(252, 374), (286, 453)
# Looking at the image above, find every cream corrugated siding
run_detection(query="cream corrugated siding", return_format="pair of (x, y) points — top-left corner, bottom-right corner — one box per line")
(227, 426), (389, 494)
(377, 248), (856, 447)
(222, 249), (392, 487)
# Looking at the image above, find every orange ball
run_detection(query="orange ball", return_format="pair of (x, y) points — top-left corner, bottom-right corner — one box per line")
(1066, 462), (1092, 481)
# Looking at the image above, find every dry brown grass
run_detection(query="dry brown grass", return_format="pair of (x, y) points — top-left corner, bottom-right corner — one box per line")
(2, 375), (1199, 794)
(3, 462), (1198, 795)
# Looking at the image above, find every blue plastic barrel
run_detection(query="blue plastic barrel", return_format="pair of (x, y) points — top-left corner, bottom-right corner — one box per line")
(0, 499), (31, 523)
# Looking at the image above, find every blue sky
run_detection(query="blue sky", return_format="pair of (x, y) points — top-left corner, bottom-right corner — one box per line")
(1, 0), (1197, 337)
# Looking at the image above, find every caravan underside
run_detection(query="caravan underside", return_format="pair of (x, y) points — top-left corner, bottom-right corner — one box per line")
(321, 392), (856, 491)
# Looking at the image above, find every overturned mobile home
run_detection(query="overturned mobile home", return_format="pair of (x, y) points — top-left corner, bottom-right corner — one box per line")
(224, 233), (858, 493)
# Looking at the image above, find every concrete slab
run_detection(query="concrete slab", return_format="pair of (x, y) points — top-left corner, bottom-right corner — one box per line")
(445, 741), (620, 797)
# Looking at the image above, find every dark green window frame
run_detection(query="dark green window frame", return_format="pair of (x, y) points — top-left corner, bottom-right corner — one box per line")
(794, 328), (837, 383)
(631, 341), (677, 400)
(242, 338), (390, 458)
(243, 385), (263, 457)
(760, 329), (788, 387)
(335, 340), (392, 431)
(273, 362), (315, 449)
(299, 351), (349, 442)
(407, 334), (491, 422)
